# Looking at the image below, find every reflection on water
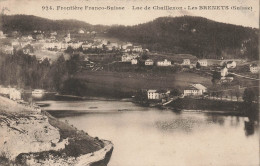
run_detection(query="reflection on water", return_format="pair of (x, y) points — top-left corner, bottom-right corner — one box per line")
(41, 100), (259, 166)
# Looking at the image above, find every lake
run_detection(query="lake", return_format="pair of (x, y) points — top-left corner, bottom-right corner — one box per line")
(40, 99), (259, 166)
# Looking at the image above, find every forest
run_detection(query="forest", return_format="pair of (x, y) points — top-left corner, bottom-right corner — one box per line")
(107, 16), (259, 60)
(0, 50), (86, 95)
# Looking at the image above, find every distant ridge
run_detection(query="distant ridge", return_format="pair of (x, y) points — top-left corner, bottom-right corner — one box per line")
(0, 14), (108, 33)
(106, 16), (258, 60)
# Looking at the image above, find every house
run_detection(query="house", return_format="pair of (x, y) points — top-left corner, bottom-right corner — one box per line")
(49, 35), (56, 41)
(183, 84), (207, 96)
(197, 59), (208, 67)
(50, 32), (57, 36)
(61, 42), (69, 50)
(123, 46), (133, 52)
(0, 31), (6, 38)
(147, 89), (170, 100)
(106, 43), (119, 51)
(131, 59), (138, 65)
(157, 59), (171, 66)
(43, 42), (62, 50)
(192, 84), (207, 93)
(22, 44), (34, 54)
(35, 34), (44, 40)
(220, 67), (228, 77)
(250, 64), (260, 73)
(182, 59), (190, 65)
(132, 46), (143, 52)
(39, 56), (51, 64)
(64, 33), (71, 43)
(78, 29), (85, 34)
(145, 59), (154, 66)
(122, 43), (133, 49)
(82, 43), (92, 50)
(226, 61), (236, 68)
(220, 77), (233, 83)
(68, 41), (83, 49)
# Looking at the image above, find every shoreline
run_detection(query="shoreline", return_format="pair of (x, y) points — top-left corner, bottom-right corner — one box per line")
(36, 94), (258, 121)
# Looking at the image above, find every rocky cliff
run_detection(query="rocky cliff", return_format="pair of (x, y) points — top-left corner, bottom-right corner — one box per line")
(0, 96), (113, 166)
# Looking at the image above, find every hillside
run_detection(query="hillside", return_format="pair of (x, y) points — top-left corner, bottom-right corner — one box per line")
(0, 14), (108, 33)
(0, 15), (258, 60)
(107, 16), (259, 60)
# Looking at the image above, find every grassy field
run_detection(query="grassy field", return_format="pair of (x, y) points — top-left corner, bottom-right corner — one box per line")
(75, 71), (212, 97)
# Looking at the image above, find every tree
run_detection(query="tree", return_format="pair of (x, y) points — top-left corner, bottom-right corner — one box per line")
(66, 54), (83, 75)
(243, 88), (257, 103)
(234, 88), (240, 101)
(229, 90), (233, 101)
(141, 52), (149, 60)
(61, 78), (86, 96)
(196, 62), (201, 69)
(170, 89), (182, 96)
(51, 55), (68, 91)
(65, 46), (74, 54)
(211, 71), (221, 85)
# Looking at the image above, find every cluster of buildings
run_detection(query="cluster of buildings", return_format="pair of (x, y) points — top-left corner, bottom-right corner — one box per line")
(146, 83), (208, 102)
(42, 32), (144, 53)
(121, 55), (173, 67)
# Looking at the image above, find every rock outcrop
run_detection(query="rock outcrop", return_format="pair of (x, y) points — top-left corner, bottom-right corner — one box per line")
(0, 96), (113, 166)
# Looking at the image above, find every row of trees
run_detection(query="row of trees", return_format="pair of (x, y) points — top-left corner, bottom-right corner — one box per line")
(0, 51), (85, 93)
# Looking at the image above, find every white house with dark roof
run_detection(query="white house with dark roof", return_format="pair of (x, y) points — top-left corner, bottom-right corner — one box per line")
(132, 46), (143, 52)
(131, 59), (138, 65)
(250, 64), (260, 73)
(183, 84), (207, 96)
(78, 29), (85, 34)
(147, 89), (170, 100)
(82, 43), (92, 50)
(197, 59), (208, 67)
(145, 59), (154, 66)
(156, 59), (171, 66)
(182, 59), (190, 65)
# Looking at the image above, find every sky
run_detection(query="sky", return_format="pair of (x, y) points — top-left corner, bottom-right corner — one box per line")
(0, 0), (259, 28)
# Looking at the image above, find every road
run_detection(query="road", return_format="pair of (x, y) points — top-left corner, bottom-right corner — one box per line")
(230, 72), (260, 81)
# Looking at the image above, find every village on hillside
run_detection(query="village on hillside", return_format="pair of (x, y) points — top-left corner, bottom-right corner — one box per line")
(0, 27), (259, 106)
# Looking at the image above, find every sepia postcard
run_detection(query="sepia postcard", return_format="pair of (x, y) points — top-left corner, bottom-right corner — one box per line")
(0, 0), (259, 165)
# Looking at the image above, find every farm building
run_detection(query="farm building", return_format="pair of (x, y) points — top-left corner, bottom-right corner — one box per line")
(250, 64), (260, 73)
(145, 59), (154, 66)
(147, 89), (170, 100)
(157, 59), (171, 66)
(197, 59), (208, 67)
(182, 59), (190, 65)
(183, 84), (207, 96)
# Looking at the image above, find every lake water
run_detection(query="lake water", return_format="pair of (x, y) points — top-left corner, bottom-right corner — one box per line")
(40, 100), (259, 166)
